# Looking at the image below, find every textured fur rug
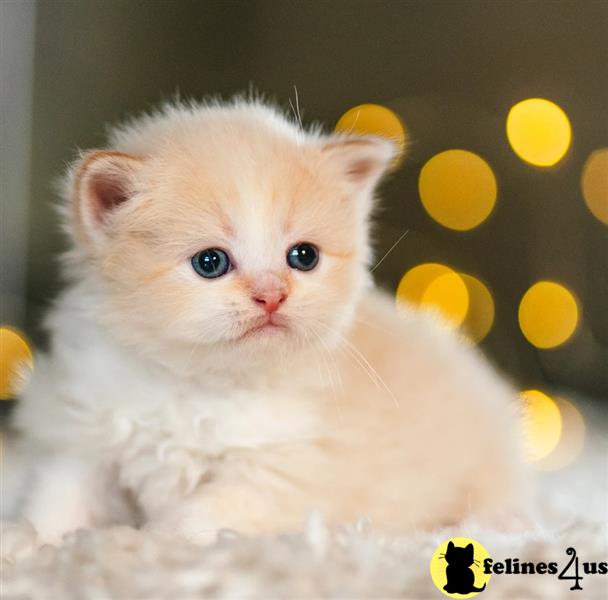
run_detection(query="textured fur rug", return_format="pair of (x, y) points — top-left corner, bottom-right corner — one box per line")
(2, 512), (608, 600)
(2, 408), (606, 599)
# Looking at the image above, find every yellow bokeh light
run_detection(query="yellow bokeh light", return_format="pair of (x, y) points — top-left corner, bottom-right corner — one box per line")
(581, 148), (608, 225)
(396, 263), (453, 306)
(506, 98), (571, 167)
(459, 274), (495, 343)
(520, 389), (562, 462)
(418, 149), (497, 231)
(0, 326), (33, 400)
(421, 272), (469, 328)
(536, 397), (586, 472)
(518, 281), (579, 349)
(335, 103), (406, 167)
(396, 263), (469, 328)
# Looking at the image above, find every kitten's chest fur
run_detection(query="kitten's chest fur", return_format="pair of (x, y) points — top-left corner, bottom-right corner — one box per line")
(122, 378), (324, 454)
(80, 363), (327, 512)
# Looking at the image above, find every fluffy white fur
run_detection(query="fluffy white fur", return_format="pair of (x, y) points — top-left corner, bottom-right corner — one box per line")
(2, 99), (529, 546)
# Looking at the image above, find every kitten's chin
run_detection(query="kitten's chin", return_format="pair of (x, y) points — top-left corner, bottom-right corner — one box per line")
(226, 315), (333, 362)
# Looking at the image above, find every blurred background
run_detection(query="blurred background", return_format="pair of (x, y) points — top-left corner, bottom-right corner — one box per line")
(1, 1), (606, 470)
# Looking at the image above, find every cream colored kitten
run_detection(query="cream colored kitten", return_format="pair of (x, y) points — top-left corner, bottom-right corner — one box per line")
(3, 99), (529, 544)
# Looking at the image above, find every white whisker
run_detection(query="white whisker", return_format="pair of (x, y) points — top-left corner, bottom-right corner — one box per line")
(316, 321), (400, 408)
(370, 229), (410, 273)
(307, 324), (344, 422)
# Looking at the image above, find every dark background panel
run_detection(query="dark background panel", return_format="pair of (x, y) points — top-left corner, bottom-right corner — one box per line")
(21, 0), (608, 396)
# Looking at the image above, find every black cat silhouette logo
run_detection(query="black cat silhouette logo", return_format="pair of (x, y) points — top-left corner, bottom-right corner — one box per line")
(443, 541), (486, 594)
(430, 537), (492, 597)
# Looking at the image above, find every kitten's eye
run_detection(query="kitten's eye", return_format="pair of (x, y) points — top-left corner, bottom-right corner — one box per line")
(287, 243), (319, 271)
(191, 248), (231, 279)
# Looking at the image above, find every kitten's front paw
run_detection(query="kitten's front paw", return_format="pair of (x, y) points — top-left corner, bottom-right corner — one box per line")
(144, 515), (221, 546)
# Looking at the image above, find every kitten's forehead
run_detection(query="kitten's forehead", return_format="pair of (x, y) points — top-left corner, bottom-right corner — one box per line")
(150, 110), (316, 192)
(136, 114), (345, 241)
(157, 139), (318, 225)
(122, 104), (311, 178)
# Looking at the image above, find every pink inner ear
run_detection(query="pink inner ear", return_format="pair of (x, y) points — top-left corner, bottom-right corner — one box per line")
(87, 170), (131, 225)
(322, 137), (394, 187)
(346, 157), (377, 182)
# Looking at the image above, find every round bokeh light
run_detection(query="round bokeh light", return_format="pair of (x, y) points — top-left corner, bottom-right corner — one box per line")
(518, 281), (579, 349)
(396, 263), (469, 329)
(335, 103), (406, 167)
(0, 326), (33, 400)
(506, 98), (571, 167)
(536, 397), (586, 471)
(418, 149), (497, 231)
(420, 272), (469, 328)
(520, 389), (562, 463)
(581, 148), (608, 225)
(459, 274), (495, 343)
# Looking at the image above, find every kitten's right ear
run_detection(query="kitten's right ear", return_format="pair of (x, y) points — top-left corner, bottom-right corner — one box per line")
(321, 135), (397, 193)
(70, 150), (144, 246)
(447, 541), (455, 551)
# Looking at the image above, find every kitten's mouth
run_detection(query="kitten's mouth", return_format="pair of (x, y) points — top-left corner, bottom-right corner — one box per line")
(238, 316), (288, 340)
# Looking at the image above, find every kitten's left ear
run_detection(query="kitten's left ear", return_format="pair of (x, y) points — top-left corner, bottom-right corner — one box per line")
(70, 150), (144, 247)
(322, 136), (397, 192)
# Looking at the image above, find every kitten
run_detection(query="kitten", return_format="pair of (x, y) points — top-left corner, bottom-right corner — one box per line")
(2, 99), (530, 545)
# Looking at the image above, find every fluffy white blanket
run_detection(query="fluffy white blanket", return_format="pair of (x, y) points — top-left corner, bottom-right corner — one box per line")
(2, 411), (606, 599)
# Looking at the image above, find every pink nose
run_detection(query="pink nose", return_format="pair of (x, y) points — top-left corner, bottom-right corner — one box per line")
(252, 291), (287, 314)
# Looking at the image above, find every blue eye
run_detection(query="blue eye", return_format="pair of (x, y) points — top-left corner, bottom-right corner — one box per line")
(191, 248), (231, 279)
(287, 243), (319, 271)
